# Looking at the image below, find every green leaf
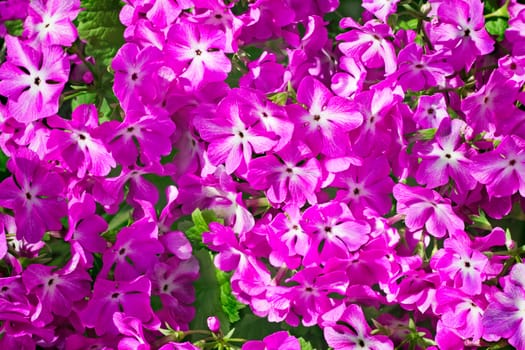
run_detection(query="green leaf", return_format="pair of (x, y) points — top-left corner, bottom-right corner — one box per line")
(232, 312), (280, 341)
(77, 0), (125, 68)
(242, 46), (264, 60)
(299, 338), (315, 350)
(398, 18), (418, 30)
(71, 92), (97, 110)
(485, 18), (508, 41)
(184, 209), (224, 249)
(484, 0), (499, 13)
(217, 270), (245, 323)
(4, 20), (23, 36)
(469, 209), (492, 231)
(0, 147), (8, 172)
(150, 295), (163, 311)
(268, 92), (289, 106)
(191, 249), (230, 338)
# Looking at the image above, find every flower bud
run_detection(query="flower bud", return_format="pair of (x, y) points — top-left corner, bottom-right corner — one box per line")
(207, 316), (220, 333)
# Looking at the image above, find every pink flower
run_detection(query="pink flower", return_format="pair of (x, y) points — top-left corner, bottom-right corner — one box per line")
(99, 218), (164, 281)
(435, 287), (488, 343)
(431, 230), (488, 295)
(332, 156), (394, 216)
(394, 183), (464, 238)
(287, 265), (348, 326)
(287, 76), (363, 157)
(149, 257), (199, 328)
(22, 263), (91, 324)
(242, 331), (300, 350)
(166, 21), (231, 88)
(99, 110), (175, 167)
(389, 43), (453, 91)
(247, 142), (322, 208)
(112, 43), (164, 111)
(80, 276), (158, 336)
(0, 149), (66, 243)
(462, 70), (519, 134)
(0, 35), (69, 122)
(300, 202), (370, 265)
(23, 0), (80, 46)
(337, 18), (397, 74)
(47, 104), (116, 177)
(430, 0), (494, 71)
(194, 94), (277, 174)
(471, 135), (525, 198)
(362, 0), (400, 22)
(415, 118), (477, 193)
(322, 304), (393, 350)
(483, 263), (525, 350)
(412, 93), (449, 129)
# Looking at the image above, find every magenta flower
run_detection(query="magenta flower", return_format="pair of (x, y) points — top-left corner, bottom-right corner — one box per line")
(194, 95), (277, 174)
(483, 263), (525, 350)
(80, 276), (158, 336)
(100, 111), (175, 167)
(112, 43), (164, 111)
(47, 104), (116, 177)
(149, 257), (199, 328)
(267, 207), (309, 268)
(65, 193), (107, 268)
(389, 42), (453, 91)
(435, 287), (488, 343)
(431, 230), (488, 295)
(23, 0), (80, 46)
(322, 304), (393, 350)
(300, 202), (370, 265)
(0, 149), (66, 243)
(242, 331), (300, 350)
(232, 88), (294, 151)
(100, 218), (164, 281)
(247, 142), (322, 207)
(113, 312), (151, 350)
(166, 21), (231, 88)
(22, 263), (91, 324)
(413, 93), (449, 129)
(393, 183), (464, 238)
(462, 70), (520, 134)
(332, 156), (394, 216)
(362, 0), (400, 22)
(349, 87), (402, 157)
(471, 135), (525, 198)
(431, 0), (494, 71)
(415, 118), (477, 193)
(287, 76), (363, 157)
(287, 265), (348, 326)
(337, 18), (397, 74)
(0, 35), (69, 122)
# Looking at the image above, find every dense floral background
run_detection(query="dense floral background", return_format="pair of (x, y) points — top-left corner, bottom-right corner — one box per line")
(0, 0), (524, 349)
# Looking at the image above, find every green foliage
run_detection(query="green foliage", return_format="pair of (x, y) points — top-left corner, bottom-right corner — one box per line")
(77, 0), (125, 68)
(216, 270), (245, 323)
(484, 0), (510, 41)
(4, 20), (23, 36)
(299, 338), (315, 350)
(151, 295), (163, 311)
(0, 148), (9, 181)
(485, 18), (508, 41)
(191, 249), (231, 337)
(233, 312), (281, 340)
(183, 209), (223, 250)
(469, 209), (493, 231)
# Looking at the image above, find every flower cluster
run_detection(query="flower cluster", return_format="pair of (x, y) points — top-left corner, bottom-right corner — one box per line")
(0, 0), (524, 349)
